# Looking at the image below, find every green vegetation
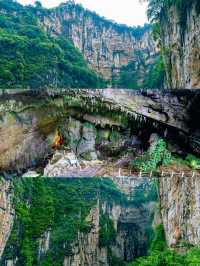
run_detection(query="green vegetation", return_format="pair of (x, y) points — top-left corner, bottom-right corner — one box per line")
(0, 1), (155, 90)
(110, 256), (127, 266)
(150, 224), (167, 252)
(116, 55), (165, 89)
(99, 213), (116, 247)
(63, 95), (129, 128)
(144, 0), (200, 88)
(172, 153), (200, 170)
(130, 139), (172, 172)
(0, 0), (104, 89)
(131, 179), (158, 206)
(2, 178), (127, 266)
(185, 154), (200, 169)
(130, 136), (200, 172)
(145, 0), (199, 23)
(143, 56), (165, 89)
(130, 179), (158, 250)
(110, 131), (121, 143)
(128, 224), (200, 266)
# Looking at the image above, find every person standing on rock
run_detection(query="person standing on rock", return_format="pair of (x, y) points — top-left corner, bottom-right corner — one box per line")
(52, 130), (64, 149)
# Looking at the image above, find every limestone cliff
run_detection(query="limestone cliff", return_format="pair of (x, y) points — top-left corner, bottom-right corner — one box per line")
(1, 89), (200, 172)
(160, 1), (200, 89)
(0, 179), (14, 259)
(159, 171), (200, 248)
(56, 202), (109, 266)
(62, 200), (151, 266)
(39, 1), (157, 81)
(0, 178), (157, 266)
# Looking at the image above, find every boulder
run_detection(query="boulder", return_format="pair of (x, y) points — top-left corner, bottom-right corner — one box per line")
(65, 118), (82, 153)
(80, 151), (97, 161)
(22, 171), (40, 178)
(149, 133), (160, 144)
(43, 150), (80, 177)
(77, 123), (97, 161)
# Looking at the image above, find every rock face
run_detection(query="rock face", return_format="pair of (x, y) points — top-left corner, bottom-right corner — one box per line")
(89, 89), (190, 131)
(77, 123), (97, 160)
(0, 104), (55, 172)
(0, 178), (157, 266)
(1, 89), (200, 172)
(0, 111), (50, 171)
(0, 179), (14, 259)
(161, 2), (200, 89)
(39, 1), (157, 81)
(39, 200), (154, 265)
(159, 172), (200, 247)
(61, 177), (157, 265)
(44, 150), (80, 177)
(63, 202), (109, 266)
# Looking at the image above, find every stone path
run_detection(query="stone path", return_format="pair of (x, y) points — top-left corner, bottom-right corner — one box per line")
(48, 163), (133, 178)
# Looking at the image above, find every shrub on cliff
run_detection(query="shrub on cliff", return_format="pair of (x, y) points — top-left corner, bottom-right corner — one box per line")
(129, 223), (200, 266)
(128, 224), (184, 266)
(185, 154), (200, 170)
(144, 0), (200, 30)
(129, 243), (200, 266)
(130, 139), (172, 172)
(2, 178), (127, 265)
(185, 248), (200, 266)
(99, 213), (116, 247)
(117, 55), (165, 89)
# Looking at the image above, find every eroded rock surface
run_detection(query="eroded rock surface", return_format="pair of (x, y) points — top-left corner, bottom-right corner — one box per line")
(0, 179), (14, 258)
(63, 203), (108, 266)
(0, 89), (200, 172)
(39, 2), (157, 81)
(159, 170), (200, 247)
(44, 150), (80, 177)
(62, 195), (156, 265)
(76, 123), (97, 160)
(0, 178), (157, 265)
(161, 2), (200, 89)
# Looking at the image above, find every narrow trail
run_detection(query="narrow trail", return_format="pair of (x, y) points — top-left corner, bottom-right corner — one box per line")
(48, 164), (132, 178)
(47, 162), (200, 179)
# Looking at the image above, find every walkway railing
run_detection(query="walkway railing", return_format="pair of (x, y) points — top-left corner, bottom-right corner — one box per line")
(115, 168), (200, 179)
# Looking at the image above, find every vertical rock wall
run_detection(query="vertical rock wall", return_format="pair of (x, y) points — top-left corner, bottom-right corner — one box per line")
(0, 183), (156, 266)
(159, 173), (200, 247)
(160, 2), (200, 89)
(39, 2), (157, 81)
(0, 179), (14, 259)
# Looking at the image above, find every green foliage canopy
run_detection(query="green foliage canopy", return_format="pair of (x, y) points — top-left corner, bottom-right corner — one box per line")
(145, 0), (200, 23)
(129, 224), (200, 266)
(0, 0), (104, 89)
(2, 178), (127, 266)
(117, 55), (165, 89)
